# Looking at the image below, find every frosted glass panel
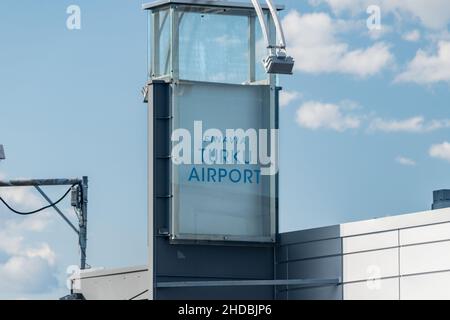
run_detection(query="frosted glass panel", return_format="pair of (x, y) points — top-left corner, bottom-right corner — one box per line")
(148, 5), (273, 84)
(171, 82), (276, 242)
(179, 11), (249, 83)
(177, 6), (270, 84)
(151, 8), (171, 77)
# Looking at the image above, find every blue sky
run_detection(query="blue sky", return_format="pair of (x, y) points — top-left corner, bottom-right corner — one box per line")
(0, 0), (449, 299)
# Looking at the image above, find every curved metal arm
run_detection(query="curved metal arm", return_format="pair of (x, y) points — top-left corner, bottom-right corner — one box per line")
(251, 0), (295, 74)
(265, 0), (286, 49)
(250, 0), (286, 50)
(250, 0), (270, 50)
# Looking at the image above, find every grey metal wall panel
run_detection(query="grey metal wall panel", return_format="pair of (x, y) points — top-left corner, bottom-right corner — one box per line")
(155, 239), (275, 279)
(157, 286), (274, 300)
(283, 256), (342, 280)
(278, 225), (340, 245)
(279, 285), (343, 300)
(276, 228), (343, 300)
(276, 258), (288, 279)
(278, 238), (341, 262)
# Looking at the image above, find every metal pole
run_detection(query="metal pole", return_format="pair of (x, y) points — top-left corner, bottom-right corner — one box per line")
(0, 178), (81, 187)
(79, 176), (88, 270)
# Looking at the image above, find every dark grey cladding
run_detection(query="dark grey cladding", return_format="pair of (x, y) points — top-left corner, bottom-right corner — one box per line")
(433, 190), (450, 210)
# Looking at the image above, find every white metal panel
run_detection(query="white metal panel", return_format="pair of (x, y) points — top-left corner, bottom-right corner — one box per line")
(400, 241), (450, 275)
(343, 248), (399, 283)
(344, 278), (399, 300)
(400, 222), (450, 246)
(401, 271), (450, 300)
(73, 266), (149, 300)
(343, 231), (398, 254)
(340, 208), (450, 237)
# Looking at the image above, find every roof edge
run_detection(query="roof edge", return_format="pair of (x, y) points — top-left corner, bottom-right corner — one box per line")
(142, 0), (285, 11)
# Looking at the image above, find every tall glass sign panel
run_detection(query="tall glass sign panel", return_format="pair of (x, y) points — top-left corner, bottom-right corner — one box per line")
(147, 1), (279, 243)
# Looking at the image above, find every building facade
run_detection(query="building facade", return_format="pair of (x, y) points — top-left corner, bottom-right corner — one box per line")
(72, 207), (450, 300)
(278, 207), (450, 300)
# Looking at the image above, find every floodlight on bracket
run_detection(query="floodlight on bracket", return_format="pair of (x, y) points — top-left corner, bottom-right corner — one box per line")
(250, 0), (295, 75)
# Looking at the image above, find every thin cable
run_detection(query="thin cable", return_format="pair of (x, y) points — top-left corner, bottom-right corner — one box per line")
(0, 185), (75, 216)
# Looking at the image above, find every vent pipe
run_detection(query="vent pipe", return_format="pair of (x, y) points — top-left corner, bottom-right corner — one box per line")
(432, 190), (450, 210)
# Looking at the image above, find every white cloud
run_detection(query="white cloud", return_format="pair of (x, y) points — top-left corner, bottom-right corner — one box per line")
(296, 101), (361, 131)
(24, 244), (56, 266)
(0, 233), (23, 257)
(430, 142), (450, 162)
(0, 187), (43, 211)
(312, 0), (450, 30)
(280, 90), (301, 108)
(396, 156), (416, 166)
(427, 30), (450, 43)
(294, 102), (450, 134)
(0, 255), (58, 294)
(403, 30), (421, 42)
(283, 11), (393, 77)
(0, 230), (58, 294)
(368, 25), (392, 40)
(396, 41), (450, 84)
(369, 116), (450, 133)
(0, 183), (59, 295)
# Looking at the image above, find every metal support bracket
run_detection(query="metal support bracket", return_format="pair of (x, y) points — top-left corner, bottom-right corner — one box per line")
(0, 177), (89, 270)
